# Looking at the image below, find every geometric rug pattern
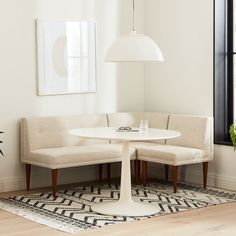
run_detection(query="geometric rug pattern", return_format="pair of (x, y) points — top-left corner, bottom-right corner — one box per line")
(0, 182), (235, 233)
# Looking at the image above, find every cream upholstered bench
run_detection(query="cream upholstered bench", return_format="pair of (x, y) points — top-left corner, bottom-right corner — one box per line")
(20, 114), (136, 197)
(138, 114), (213, 192)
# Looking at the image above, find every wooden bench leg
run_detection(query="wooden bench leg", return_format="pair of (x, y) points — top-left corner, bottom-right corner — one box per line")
(142, 161), (148, 186)
(203, 162), (208, 189)
(165, 164), (169, 181)
(107, 163), (111, 184)
(135, 160), (141, 184)
(25, 164), (31, 191)
(172, 166), (178, 193)
(98, 164), (103, 183)
(52, 169), (58, 197)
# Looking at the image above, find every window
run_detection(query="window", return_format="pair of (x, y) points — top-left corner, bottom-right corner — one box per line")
(214, 0), (234, 145)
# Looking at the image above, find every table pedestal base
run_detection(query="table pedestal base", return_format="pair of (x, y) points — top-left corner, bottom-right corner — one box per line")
(91, 200), (160, 217)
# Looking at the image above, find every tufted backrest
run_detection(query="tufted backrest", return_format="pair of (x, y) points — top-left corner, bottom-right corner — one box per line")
(166, 114), (213, 156)
(107, 112), (169, 144)
(21, 114), (109, 156)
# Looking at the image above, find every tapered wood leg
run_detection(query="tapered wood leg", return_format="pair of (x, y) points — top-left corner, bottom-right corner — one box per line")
(130, 161), (133, 177)
(25, 164), (31, 191)
(135, 160), (141, 184)
(142, 161), (148, 186)
(164, 164), (169, 181)
(172, 166), (178, 193)
(98, 164), (103, 183)
(52, 169), (57, 197)
(107, 163), (111, 184)
(203, 162), (208, 189)
(130, 161), (134, 183)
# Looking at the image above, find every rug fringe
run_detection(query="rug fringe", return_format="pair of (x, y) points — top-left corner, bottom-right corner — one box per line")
(0, 201), (82, 233)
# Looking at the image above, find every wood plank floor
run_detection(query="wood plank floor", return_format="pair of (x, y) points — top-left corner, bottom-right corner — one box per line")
(0, 199), (236, 235)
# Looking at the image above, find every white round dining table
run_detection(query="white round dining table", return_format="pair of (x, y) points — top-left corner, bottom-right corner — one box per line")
(69, 127), (181, 217)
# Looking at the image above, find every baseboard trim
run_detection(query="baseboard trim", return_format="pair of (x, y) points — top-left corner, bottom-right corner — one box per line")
(0, 176), (25, 193)
(1, 163), (236, 192)
(148, 163), (236, 191)
(0, 164), (122, 193)
(186, 170), (236, 191)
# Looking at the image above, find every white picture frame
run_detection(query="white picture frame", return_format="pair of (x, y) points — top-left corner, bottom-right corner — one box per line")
(36, 20), (97, 96)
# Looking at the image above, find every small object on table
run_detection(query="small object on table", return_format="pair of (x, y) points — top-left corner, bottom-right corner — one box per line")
(117, 126), (139, 132)
(139, 120), (149, 133)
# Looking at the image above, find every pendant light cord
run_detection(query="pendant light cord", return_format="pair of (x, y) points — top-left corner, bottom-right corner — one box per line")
(132, 0), (135, 31)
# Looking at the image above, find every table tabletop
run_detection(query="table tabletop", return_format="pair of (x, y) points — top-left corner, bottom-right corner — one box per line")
(69, 127), (181, 141)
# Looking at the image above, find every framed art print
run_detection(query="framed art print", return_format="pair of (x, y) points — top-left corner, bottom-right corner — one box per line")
(36, 20), (97, 95)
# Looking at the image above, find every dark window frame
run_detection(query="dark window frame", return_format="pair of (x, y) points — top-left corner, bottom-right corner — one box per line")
(214, 0), (234, 145)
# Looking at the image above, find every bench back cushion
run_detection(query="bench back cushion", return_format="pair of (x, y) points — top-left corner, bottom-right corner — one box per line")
(21, 114), (108, 153)
(107, 112), (142, 128)
(143, 112), (169, 144)
(107, 112), (169, 144)
(166, 114), (213, 154)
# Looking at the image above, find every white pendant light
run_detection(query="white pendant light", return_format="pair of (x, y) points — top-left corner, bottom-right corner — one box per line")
(105, 0), (164, 62)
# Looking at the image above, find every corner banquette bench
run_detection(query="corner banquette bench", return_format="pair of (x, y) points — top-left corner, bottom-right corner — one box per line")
(21, 112), (213, 196)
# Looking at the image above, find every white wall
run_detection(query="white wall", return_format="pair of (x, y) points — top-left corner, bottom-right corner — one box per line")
(144, 0), (213, 116)
(0, 0), (145, 192)
(144, 0), (236, 191)
(1, 0), (235, 193)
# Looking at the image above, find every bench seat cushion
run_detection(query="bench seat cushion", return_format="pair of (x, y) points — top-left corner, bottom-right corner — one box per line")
(137, 145), (209, 166)
(23, 144), (136, 169)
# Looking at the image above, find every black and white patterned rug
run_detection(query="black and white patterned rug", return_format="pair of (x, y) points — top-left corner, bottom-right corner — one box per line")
(0, 182), (235, 233)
